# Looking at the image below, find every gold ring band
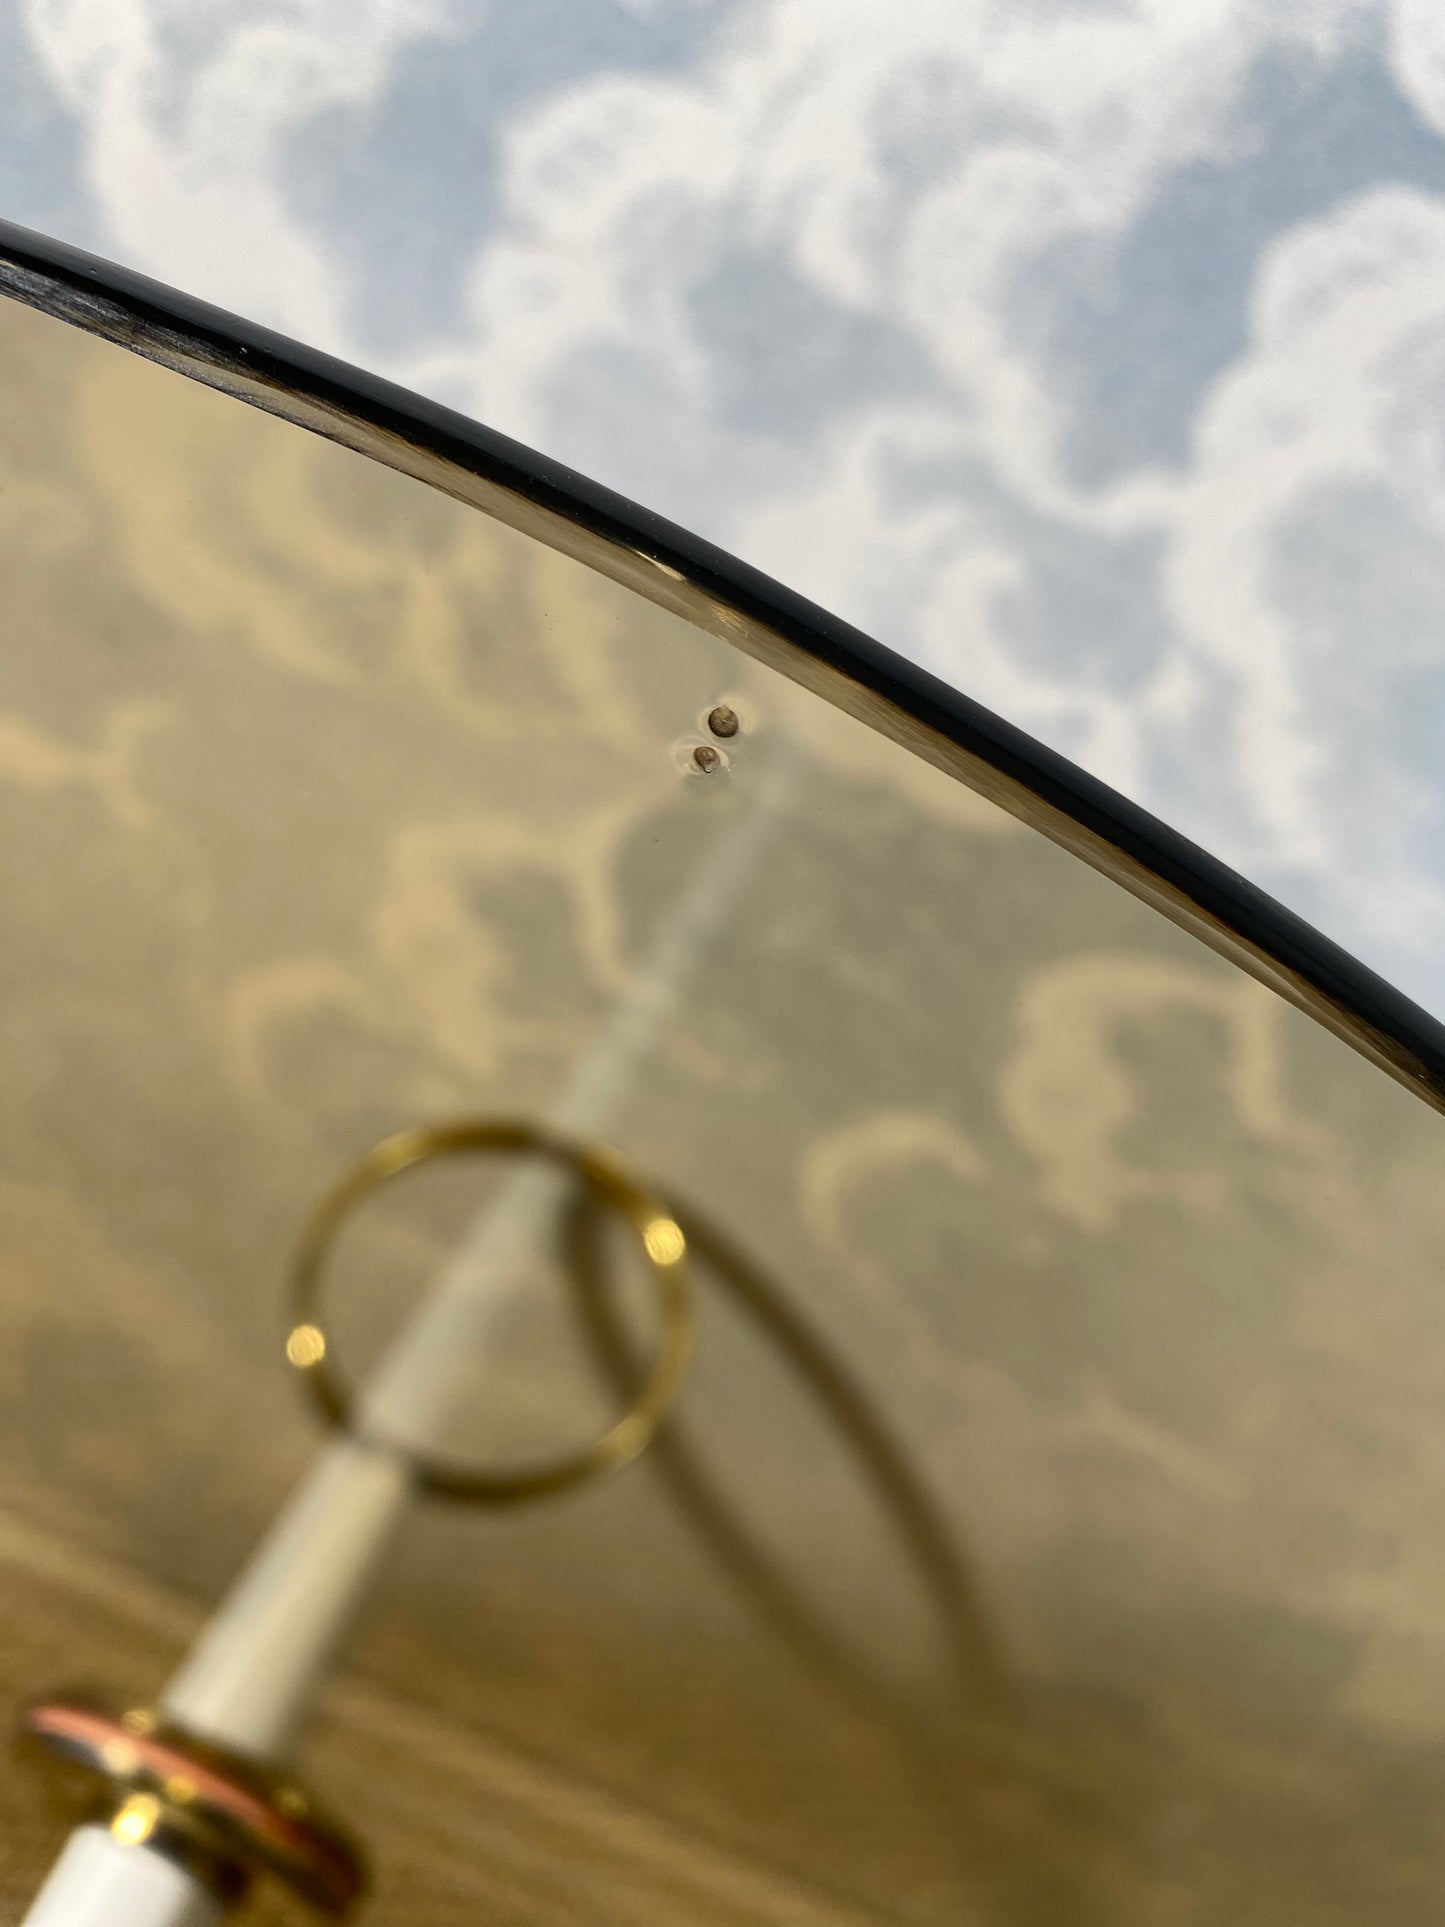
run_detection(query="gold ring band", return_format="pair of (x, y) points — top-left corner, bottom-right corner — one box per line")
(286, 1119), (695, 1504)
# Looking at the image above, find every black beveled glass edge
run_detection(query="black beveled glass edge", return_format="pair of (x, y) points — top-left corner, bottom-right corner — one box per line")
(4, 215), (1445, 1116)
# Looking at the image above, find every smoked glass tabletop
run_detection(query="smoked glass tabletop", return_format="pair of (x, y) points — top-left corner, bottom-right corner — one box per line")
(2, 285), (1445, 1926)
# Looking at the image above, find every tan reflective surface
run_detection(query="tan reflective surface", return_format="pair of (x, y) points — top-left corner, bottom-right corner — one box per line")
(3, 290), (1445, 1925)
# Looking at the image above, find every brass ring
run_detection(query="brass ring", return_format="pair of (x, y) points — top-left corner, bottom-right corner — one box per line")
(286, 1119), (695, 1504)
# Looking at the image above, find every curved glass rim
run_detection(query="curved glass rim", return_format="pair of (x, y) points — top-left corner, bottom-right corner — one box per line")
(2, 214), (1442, 1118)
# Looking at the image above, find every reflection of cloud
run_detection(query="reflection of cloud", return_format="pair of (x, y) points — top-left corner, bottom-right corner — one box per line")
(368, 806), (640, 1072)
(1000, 951), (1323, 1231)
(79, 336), (381, 683)
(0, 700), (169, 829)
(799, 1108), (985, 1304)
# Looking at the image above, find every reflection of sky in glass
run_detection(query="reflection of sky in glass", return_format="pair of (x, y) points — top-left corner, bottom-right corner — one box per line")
(7, 0), (1445, 1017)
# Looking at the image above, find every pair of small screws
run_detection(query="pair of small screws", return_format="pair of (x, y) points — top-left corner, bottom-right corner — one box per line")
(692, 704), (739, 773)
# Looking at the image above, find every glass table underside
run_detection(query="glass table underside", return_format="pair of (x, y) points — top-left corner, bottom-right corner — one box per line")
(2, 289), (1445, 1925)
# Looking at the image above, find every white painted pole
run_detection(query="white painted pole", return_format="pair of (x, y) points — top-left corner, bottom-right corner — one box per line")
(157, 1438), (414, 1759)
(24, 1828), (225, 1927)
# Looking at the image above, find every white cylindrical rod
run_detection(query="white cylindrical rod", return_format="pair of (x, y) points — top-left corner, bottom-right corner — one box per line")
(160, 1437), (412, 1757)
(24, 1827), (224, 1927)
(160, 761), (793, 1763)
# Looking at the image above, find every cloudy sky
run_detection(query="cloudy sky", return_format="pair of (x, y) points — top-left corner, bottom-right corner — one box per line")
(5, 0), (1445, 1018)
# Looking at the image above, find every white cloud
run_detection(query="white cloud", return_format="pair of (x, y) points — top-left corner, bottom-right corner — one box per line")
(20, 0), (457, 347)
(1164, 185), (1445, 962)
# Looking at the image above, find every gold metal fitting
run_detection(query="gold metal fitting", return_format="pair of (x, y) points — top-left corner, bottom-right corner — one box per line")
(285, 1116), (696, 1504)
(18, 1695), (366, 1915)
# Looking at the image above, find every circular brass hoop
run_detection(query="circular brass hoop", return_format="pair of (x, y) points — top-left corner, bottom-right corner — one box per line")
(287, 1119), (695, 1504)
